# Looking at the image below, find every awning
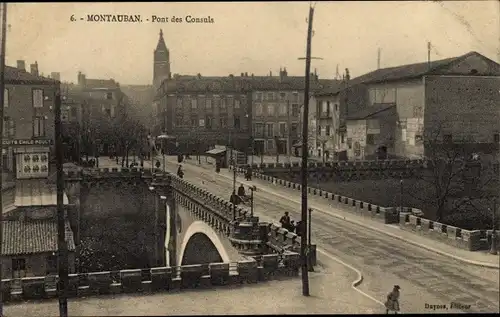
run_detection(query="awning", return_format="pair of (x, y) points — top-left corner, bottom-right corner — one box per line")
(206, 148), (227, 155)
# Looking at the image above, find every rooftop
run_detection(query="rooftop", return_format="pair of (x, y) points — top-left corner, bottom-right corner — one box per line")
(346, 103), (396, 120)
(316, 51), (500, 96)
(5, 66), (58, 85)
(1, 219), (75, 256)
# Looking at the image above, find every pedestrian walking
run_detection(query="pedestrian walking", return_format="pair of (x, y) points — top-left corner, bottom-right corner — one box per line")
(177, 164), (184, 178)
(385, 285), (401, 314)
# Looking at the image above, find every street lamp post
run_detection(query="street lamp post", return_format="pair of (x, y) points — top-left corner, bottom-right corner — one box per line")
(491, 197), (498, 255)
(399, 176), (404, 216)
(308, 208), (314, 272)
(250, 185), (256, 217)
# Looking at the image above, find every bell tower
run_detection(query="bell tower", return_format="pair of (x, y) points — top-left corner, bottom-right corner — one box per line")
(153, 29), (171, 89)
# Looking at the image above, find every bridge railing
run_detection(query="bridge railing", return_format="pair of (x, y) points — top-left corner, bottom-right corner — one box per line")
(238, 159), (427, 171)
(0, 257), (300, 303)
(230, 166), (497, 253)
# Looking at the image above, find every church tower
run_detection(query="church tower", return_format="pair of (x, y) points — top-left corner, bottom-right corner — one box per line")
(153, 29), (171, 89)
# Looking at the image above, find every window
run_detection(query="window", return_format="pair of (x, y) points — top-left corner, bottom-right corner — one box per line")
(33, 116), (46, 137)
(292, 92), (299, 102)
(255, 92), (263, 101)
(279, 123), (287, 136)
(254, 123), (264, 137)
(3, 117), (14, 138)
(32, 89), (44, 108)
(266, 123), (274, 137)
(322, 101), (328, 113)
(415, 134), (423, 144)
(220, 117), (228, 128)
(318, 125), (322, 136)
(347, 138), (352, 149)
(255, 103), (263, 116)
(220, 98), (227, 110)
(267, 92), (274, 101)
(46, 255), (58, 274)
(227, 96), (234, 109)
(279, 103), (287, 116)
(267, 103), (275, 116)
(71, 107), (77, 118)
(206, 98), (212, 110)
(4, 88), (8, 107)
(335, 104), (339, 111)
(12, 258), (26, 272)
(106, 92), (113, 100)
(234, 116), (240, 129)
(341, 133), (345, 144)
(291, 123), (298, 136)
(191, 118), (197, 127)
(176, 97), (183, 108)
(443, 134), (452, 143)
(105, 109), (111, 116)
(234, 99), (240, 109)
(198, 119), (205, 127)
(326, 125), (331, 136)
(366, 134), (375, 145)
(279, 92), (286, 100)
(206, 116), (212, 129)
(494, 133), (499, 143)
(267, 139), (274, 150)
(292, 104), (299, 117)
(191, 98), (197, 109)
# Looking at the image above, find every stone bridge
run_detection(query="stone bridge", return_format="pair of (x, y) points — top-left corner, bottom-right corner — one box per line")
(1, 167), (309, 303)
(246, 159), (428, 181)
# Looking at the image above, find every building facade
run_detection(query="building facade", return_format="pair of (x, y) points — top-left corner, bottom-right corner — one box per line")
(156, 75), (253, 153)
(2, 61), (58, 179)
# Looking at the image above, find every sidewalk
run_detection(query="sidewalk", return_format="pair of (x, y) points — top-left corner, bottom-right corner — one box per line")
(4, 257), (382, 316)
(183, 159), (500, 269)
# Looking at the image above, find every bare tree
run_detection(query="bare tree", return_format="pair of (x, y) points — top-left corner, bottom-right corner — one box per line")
(112, 114), (145, 167)
(408, 122), (498, 224)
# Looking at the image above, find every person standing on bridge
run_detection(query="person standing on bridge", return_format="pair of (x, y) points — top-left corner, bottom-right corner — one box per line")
(279, 212), (291, 230)
(177, 165), (184, 178)
(385, 285), (401, 314)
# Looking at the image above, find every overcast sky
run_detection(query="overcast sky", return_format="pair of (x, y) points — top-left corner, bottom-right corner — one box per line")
(5, 1), (499, 85)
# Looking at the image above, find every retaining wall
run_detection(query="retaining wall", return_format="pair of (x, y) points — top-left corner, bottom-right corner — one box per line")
(231, 166), (497, 252)
(1, 255), (300, 303)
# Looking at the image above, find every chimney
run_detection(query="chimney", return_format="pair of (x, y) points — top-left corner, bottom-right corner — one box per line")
(279, 67), (288, 82)
(229, 74), (234, 78)
(30, 61), (39, 76)
(245, 72), (248, 77)
(16, 60), (26, 71)
(241, 72), (244, 77)
(345, 68), (350, 81)
(50, 72), (60, 81)
(197, 73), (201, 79)
(251, 73), (254, 77)
(77, 71), (86, 87)
(269, 70), (272, 77)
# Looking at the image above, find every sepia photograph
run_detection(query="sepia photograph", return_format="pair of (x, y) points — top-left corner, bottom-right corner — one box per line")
(0, 1), (499, 316)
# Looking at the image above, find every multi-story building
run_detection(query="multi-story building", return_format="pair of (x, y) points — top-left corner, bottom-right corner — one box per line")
(156, 74), (253, 153)
(251, 69), (339, 157)
(341, 51), (500, 160)
(2, 60), (58, 179)
(60, 72), (130, 159)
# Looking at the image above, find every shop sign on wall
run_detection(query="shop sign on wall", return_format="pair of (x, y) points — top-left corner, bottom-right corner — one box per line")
(3, 139), (53, 146)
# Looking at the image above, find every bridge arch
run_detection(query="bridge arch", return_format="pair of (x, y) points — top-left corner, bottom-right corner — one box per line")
(178, 221), (230, 265)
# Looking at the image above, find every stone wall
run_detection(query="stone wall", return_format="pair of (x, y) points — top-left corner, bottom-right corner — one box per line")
(246, 159), (427, 182)
(231, 166), (499, 252)
(0, 257), (300, 303)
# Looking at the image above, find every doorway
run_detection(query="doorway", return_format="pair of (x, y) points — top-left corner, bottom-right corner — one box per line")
(12, 258), (26, 278)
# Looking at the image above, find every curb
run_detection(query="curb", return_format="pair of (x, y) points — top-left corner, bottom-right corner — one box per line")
(192, 162), (500, 269)
(254, 209), (384, 307)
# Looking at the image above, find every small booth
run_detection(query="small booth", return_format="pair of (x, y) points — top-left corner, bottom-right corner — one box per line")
(205, 145), (228, 167)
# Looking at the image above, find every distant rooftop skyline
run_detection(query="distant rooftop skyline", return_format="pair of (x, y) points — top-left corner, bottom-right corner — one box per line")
(5, 2), (499, 85)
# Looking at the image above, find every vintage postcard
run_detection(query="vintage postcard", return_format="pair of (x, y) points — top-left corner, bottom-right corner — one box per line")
(0, 1), (498, 316)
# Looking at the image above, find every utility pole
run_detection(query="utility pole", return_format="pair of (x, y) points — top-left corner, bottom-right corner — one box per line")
(0, 3), (7, 316)
(55, 87), (69, 317)
(427, 42), (432, 70)
(377, 48), (381, 69)
(298, 4), (315, 297)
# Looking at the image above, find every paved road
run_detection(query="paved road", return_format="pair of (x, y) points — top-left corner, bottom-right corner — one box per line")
(156, 157), (500, 314)
(4, 250), (382, 315)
